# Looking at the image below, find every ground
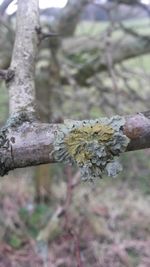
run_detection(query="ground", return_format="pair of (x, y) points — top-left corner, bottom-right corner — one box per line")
(0, 150), (150, 266)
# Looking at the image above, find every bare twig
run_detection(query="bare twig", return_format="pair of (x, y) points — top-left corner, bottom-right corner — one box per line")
(35, 26), (59, 43)
(74, 34), (150, 85)
(119, 21), (150, 41)
(73, 230), (83, 267)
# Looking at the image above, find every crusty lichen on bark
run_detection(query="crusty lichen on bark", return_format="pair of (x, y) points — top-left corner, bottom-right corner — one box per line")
(0, 126), (12, 176)
(0, 112), (38, 176)
(51, 116), (130, 181)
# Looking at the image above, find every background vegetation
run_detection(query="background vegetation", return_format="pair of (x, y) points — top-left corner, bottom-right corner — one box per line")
(0, 1), (150, 266)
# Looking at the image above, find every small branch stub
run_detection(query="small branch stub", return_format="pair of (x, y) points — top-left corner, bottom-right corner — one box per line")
(0, 69), (14, 82)
(51, 116), (130, 181)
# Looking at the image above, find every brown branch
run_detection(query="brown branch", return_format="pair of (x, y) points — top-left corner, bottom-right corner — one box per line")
(124, 111), (150, 151)
(0, 111), (150, 176)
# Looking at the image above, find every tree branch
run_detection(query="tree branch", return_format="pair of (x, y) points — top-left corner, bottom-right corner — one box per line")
(1, 0), (150, 178)
(0, 111), (150, 176)
(0, 0), (13, 16)
(73, 34), (150, 85)
(8, 0), (40, 115)
(50, 0), (91, 37)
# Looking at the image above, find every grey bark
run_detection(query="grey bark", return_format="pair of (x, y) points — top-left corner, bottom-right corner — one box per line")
(3, 0), (40, 184)
(8, 0), (39, 115)
(0, 111), (150, 176)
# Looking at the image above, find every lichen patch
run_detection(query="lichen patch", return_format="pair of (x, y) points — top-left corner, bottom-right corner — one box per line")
(51, 116), (129, 181)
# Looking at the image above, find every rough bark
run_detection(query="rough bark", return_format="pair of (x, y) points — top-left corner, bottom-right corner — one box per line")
(2, 0), (40, 188)
(8, 0), (39, 115)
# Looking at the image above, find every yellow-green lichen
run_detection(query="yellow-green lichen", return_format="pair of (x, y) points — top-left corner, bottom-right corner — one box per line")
(51, 116), (129, 181)
(64, 124), (114, 165)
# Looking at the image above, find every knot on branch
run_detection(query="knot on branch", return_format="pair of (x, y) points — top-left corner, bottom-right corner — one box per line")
(51, 116), (130, 181)
(0, 69), (15, 83)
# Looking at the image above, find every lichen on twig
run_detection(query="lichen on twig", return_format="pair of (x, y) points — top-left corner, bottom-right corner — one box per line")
(51, 116), (129, 181)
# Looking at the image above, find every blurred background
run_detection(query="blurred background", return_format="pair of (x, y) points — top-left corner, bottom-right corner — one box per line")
(0, 0), (150, 266)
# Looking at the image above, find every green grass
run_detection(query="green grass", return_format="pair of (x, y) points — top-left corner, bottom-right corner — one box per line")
(124, 54), (150, 70)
